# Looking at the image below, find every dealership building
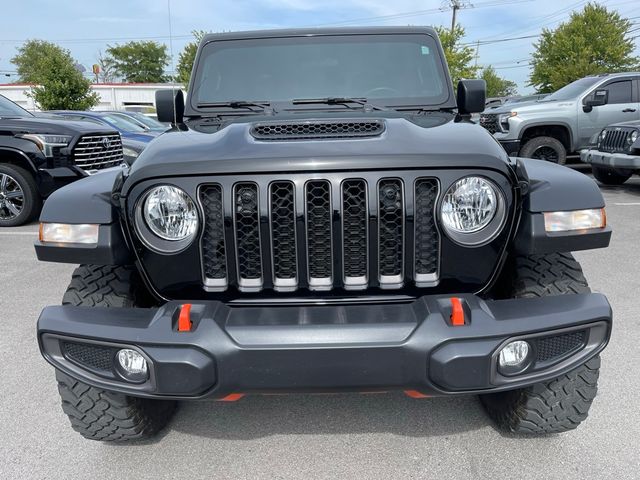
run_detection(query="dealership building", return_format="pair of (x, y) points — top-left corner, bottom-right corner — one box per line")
(0, 83), (183, 112)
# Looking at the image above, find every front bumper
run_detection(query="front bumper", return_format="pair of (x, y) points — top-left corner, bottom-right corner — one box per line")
(580, 149), (640, 169)
(37, 293), (612, 400)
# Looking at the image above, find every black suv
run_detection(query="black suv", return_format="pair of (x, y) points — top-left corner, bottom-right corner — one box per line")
(0, 95), (124, 226)
(35, 27), (612, 442)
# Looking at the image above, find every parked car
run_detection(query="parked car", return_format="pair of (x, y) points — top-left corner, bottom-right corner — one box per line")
(480, 73), (640, 163)
(580, 120), (640, 184)
(502, 93), (549, 105)
(0, 95), (124, 226)
(109, 111), (170, 133)
(46, 110), (160, 143)
(35, 26), (612, 442)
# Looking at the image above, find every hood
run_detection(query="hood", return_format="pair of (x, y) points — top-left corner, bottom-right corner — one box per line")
(120, 131), (160, 143)
(604, 119), (640, 129)
(0, 116), (116, 135)
(487, 100), (575, 115)
(124, 112), (512, 190)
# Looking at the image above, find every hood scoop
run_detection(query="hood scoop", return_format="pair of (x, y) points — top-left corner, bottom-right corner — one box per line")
(250, 119), (385, 141)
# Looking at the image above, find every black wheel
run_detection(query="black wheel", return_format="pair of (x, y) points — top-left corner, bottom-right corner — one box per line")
(519, 136), (567, 165)
(481, 253), (601, 434)
(0, 163), (41, 227)
(56, 265), (175, 442)
(591, 165), (632, 186)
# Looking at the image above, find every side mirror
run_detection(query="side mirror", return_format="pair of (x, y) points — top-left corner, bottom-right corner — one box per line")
(457, 79), (486, 115)
(583, 89), (608, 112)
(156, 89), (184, 124)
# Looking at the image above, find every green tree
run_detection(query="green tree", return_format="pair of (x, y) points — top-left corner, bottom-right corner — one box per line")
(176, 30), (207, 88)
(11, 39), (99, 110)
(435, 25), (479, 86)
(106, 41), (170, 83)
(529, 2), (639, 93)
(481, 66), (518, 97)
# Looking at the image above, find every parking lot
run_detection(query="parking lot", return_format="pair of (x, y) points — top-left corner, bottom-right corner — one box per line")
(0, 176), (638, 480)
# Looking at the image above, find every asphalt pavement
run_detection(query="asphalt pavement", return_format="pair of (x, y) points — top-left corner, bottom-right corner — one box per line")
(1, 176), (639, 480)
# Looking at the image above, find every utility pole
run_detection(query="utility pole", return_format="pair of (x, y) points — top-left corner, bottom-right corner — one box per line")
(441, 0), (473, 34)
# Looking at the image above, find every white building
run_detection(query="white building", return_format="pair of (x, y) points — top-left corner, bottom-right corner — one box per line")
(0, 83), (184, 112)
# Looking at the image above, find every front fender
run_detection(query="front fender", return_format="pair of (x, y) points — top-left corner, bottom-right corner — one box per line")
(513, 158), (611, 254)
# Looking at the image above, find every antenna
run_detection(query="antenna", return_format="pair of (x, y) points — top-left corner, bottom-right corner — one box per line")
(167, 0), (177, 124)
(440, 1), (473, 34)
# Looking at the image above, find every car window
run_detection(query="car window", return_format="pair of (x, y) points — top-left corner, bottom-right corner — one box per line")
(0, 95), (33, 117)
(100, 114), (147, 132)
(604, 80), (632, 104)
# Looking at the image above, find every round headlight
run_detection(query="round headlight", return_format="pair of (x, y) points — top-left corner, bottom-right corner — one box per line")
(629, 130), (638, 144)
(143, 185), (198, 241)
(440, 177), (506, 246)
(600, 130), (607, 140)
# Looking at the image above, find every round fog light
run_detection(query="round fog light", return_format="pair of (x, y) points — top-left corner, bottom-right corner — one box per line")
(498, 340), (531, 376)
(116, 349), (148, 382)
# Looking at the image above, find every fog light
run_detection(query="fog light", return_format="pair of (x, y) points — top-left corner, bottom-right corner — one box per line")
(116, 349), (148, 382)
(498, 340), (531, 375)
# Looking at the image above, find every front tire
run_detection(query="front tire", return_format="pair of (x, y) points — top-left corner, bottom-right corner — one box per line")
(519, 136), (567, 165)
(481, 253), (601, 434)
(591, 165), (632, 185)
(56, 265), (175, 442)
(0, 163), (41, 227)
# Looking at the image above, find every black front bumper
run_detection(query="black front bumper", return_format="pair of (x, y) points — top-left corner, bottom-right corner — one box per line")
(37, 293), (612, 400)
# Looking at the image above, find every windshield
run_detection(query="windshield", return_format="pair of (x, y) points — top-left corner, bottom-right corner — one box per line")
(100, 113), (147, 132)
(126, 112), (167, 130)
(190, 34), (449, 109)
(542, 77), (601, 102)
(0, 95), (33, 117)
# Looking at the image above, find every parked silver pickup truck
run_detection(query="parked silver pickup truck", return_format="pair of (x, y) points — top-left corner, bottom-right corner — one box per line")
(480, 73), (640, 164)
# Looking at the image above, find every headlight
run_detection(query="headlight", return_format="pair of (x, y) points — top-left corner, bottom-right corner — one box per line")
(135, 185), (199, 253)
(629, 130), (638, 145)
(440, 176), (506, 246)
(123, 146), (141, 160)
(19, 134), (72, 157)
(498, 112), (517, 131)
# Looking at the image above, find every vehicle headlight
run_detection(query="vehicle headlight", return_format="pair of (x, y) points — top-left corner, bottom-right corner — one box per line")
(628, 130), (638, 145)
(440, 176), (506, 246)
(18, 134), (72, 157)
(123, 146), (140, 159)
(135, 185), (199, 253)
(498, 112), (517, 131)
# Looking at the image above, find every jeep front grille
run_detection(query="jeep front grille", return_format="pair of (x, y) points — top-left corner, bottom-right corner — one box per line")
(599, 127), (635, 153)
(199, 175), (440, 293)
(479, 114), (500, 134)
(73, 134), (124, 171)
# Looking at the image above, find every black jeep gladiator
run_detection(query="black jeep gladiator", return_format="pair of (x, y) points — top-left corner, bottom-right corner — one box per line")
(35, 27), (612, 442)
(0, 95), (125, 226)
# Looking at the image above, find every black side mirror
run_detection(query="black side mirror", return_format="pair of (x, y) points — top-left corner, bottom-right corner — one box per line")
(583, 89), (608, 112)
(457, 79), (486, 115)
(156, 89), (184, 124)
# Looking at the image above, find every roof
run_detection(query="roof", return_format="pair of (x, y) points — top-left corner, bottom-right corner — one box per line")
(201, 26), (438, 43)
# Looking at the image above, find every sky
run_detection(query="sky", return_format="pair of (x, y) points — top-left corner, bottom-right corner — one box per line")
(0, 0), (639, 94)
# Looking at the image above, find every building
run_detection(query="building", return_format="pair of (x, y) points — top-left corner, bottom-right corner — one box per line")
(0, 83), (184, 112)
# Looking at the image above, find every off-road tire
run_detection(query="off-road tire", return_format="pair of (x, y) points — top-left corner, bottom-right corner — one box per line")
(0, 163), (41, 227)
(591, 165), (632, 186)
(56, 264), (175, 442)
(481, 253), (601, 434)
(519, 136), (567, 165)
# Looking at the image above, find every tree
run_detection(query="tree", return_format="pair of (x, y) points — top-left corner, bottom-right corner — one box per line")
(106, 41), (170, 83)
(481, 66), (518, 97)
(96, 50), (118, 83)
(176, 30), (207, 88)
(529, 2), (639, 93)
(435, 25), (479, 86)
(11, 39), (99, 110)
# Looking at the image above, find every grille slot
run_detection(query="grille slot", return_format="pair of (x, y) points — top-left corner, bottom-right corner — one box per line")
(306, 180), (333, 290)
(233, 183), (263, 291)
(342, 180), (368, 290)
(73, 134), (124, 171)
(414, 179), (440, 286)
(270, 182), (298, 291)
(600, 128), (633, 153)
(378, 179), (404, 288)
(62, 341), (116, 374)
(479, 114), (500, 134)
(198, 175), (442, 293)
(200, 184), (227, 291)
(536, 330), (587, 363)
(251, 120), (385, 141)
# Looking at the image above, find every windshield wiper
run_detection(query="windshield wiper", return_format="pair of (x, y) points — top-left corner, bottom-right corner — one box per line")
(292, 97), (389, 111)
(196, 101), (275, 113)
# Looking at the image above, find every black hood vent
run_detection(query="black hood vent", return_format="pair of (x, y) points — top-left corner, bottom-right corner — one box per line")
(250, 119), (385, 141)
